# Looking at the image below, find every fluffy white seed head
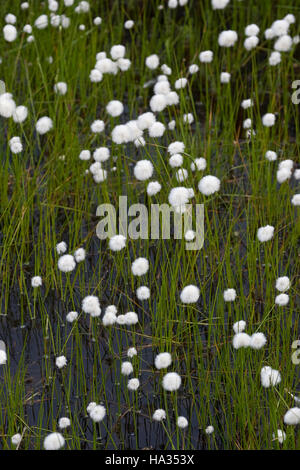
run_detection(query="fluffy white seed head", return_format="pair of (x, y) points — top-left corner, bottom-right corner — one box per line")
(233, 320), (246, 334)
(153, 409), (166, 421)
(134, 160), (154, 181)
(250, 333), (267, 350)
(36, 116), (53, 135)
(55, 355), (67, 369)
(232, 333), (251, 349)
(218, 30), (238, 47)
(257, 225), (274, 242)
(283, 407), (300, 425)
(82, 295), (101, 317)
(155, 352), (172, 369)
(43, 432), (65, 450)
(180, 285), (200, 304)
(106, 100), (124, 117)
(198, 175), (221, 195)
(162, 372), (181, 391)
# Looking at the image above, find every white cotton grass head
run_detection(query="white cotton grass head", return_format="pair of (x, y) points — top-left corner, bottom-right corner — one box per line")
(93, 147), (110, 162)
(205, 425), (214, 435)
(74, 248), (85, 262)
(273, 429), (286, 444)
(145, 54), (159, 70)
(123, 311), (139, 326)
(89, 405), (106, 422)
(250, 333), (267, 350)
(189, 64), (199, 74)
(223, 288), (236, 302)
(111, 125), (131, 144)
(241, 99), (253, 109)
(121, 361), (133, 376)
(274, 35), (293, 52)
(11, 433), (22, 446)
(168, 187), (190, 212)
(233, 320), (246, 334)
(183, 113), (194, 124)
(154, 80), (171, 95)
(106, 100), (124, 117)
(232, 333), (251, 349)
(9, 136), (23, 154)
(291, 194), (300, 206)
(55, 355), (67, 369)
(168, 141), (185, 155)
(13, 105), (28, 123)
(136, 286), (150, 300)
(31, 276), (42, 288)
(147, 181), (161, 196)
(124, 20), (134, 29)
(66, 311), (78, 323)
(271, 19), (289, 37)
(58, 417), (71, 429)
(165, 91), (179, 106)
(131, 257), (149, 276)
(54, 82), (67, 95)
(127, 378), (140, 391)
(262, 113), (276, 127)
(190, 158), (206, 172)
(175, 168), (188, 182)
(211, 0), (230, 9)
(257, 225), (274, 242)
(153, 409), (166, 421)
(0, 348), (7, 365)
(175, 77), (188, 89)
(150, 94), (167, 112)
(283, 407), (300, 425)
(199, 50), (213, 63)
(220, 72), (231, 83)
(260, 366), (281, 388)
(269, 51), (281, 66)
(244, 36), (259, 51)
(36, 116), (53, 135)
(198, 175), (221, 196)
(90, 69), (103, 82)
(0, 93), (16, 118)
(218, 30), (238, 47)
(294, 169), (300, 180)
(277, 167), (292, 183)
(109, 235), (126, 251)
(275, 276), (290, 292)
(245, 24), (260, 36)
(56, 241), (67, 254)
(180, 285), (200, 304)
(91, 120), (105, 133)
(155, 352), (172, 370)
(162, 372), (181, 391)
(102, 305), (117, 326)
(127, 347), (137, 358)
(43, 432), (65, 450)
(148, 121), (165, 138)
(82, 295), (101, 317)
(137, 112), (156, 130)
(3, 24), (17, 42)
(177, 416), (188, 428)
(265, 150), (277, 162)
(110, 45), (125, 60)
(134, 160), (154, 181)
(185, 230), (195, 241)
(275, 293), (289, 306)
(169, 154), (183, 168)
(58, 254), (76, 272)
